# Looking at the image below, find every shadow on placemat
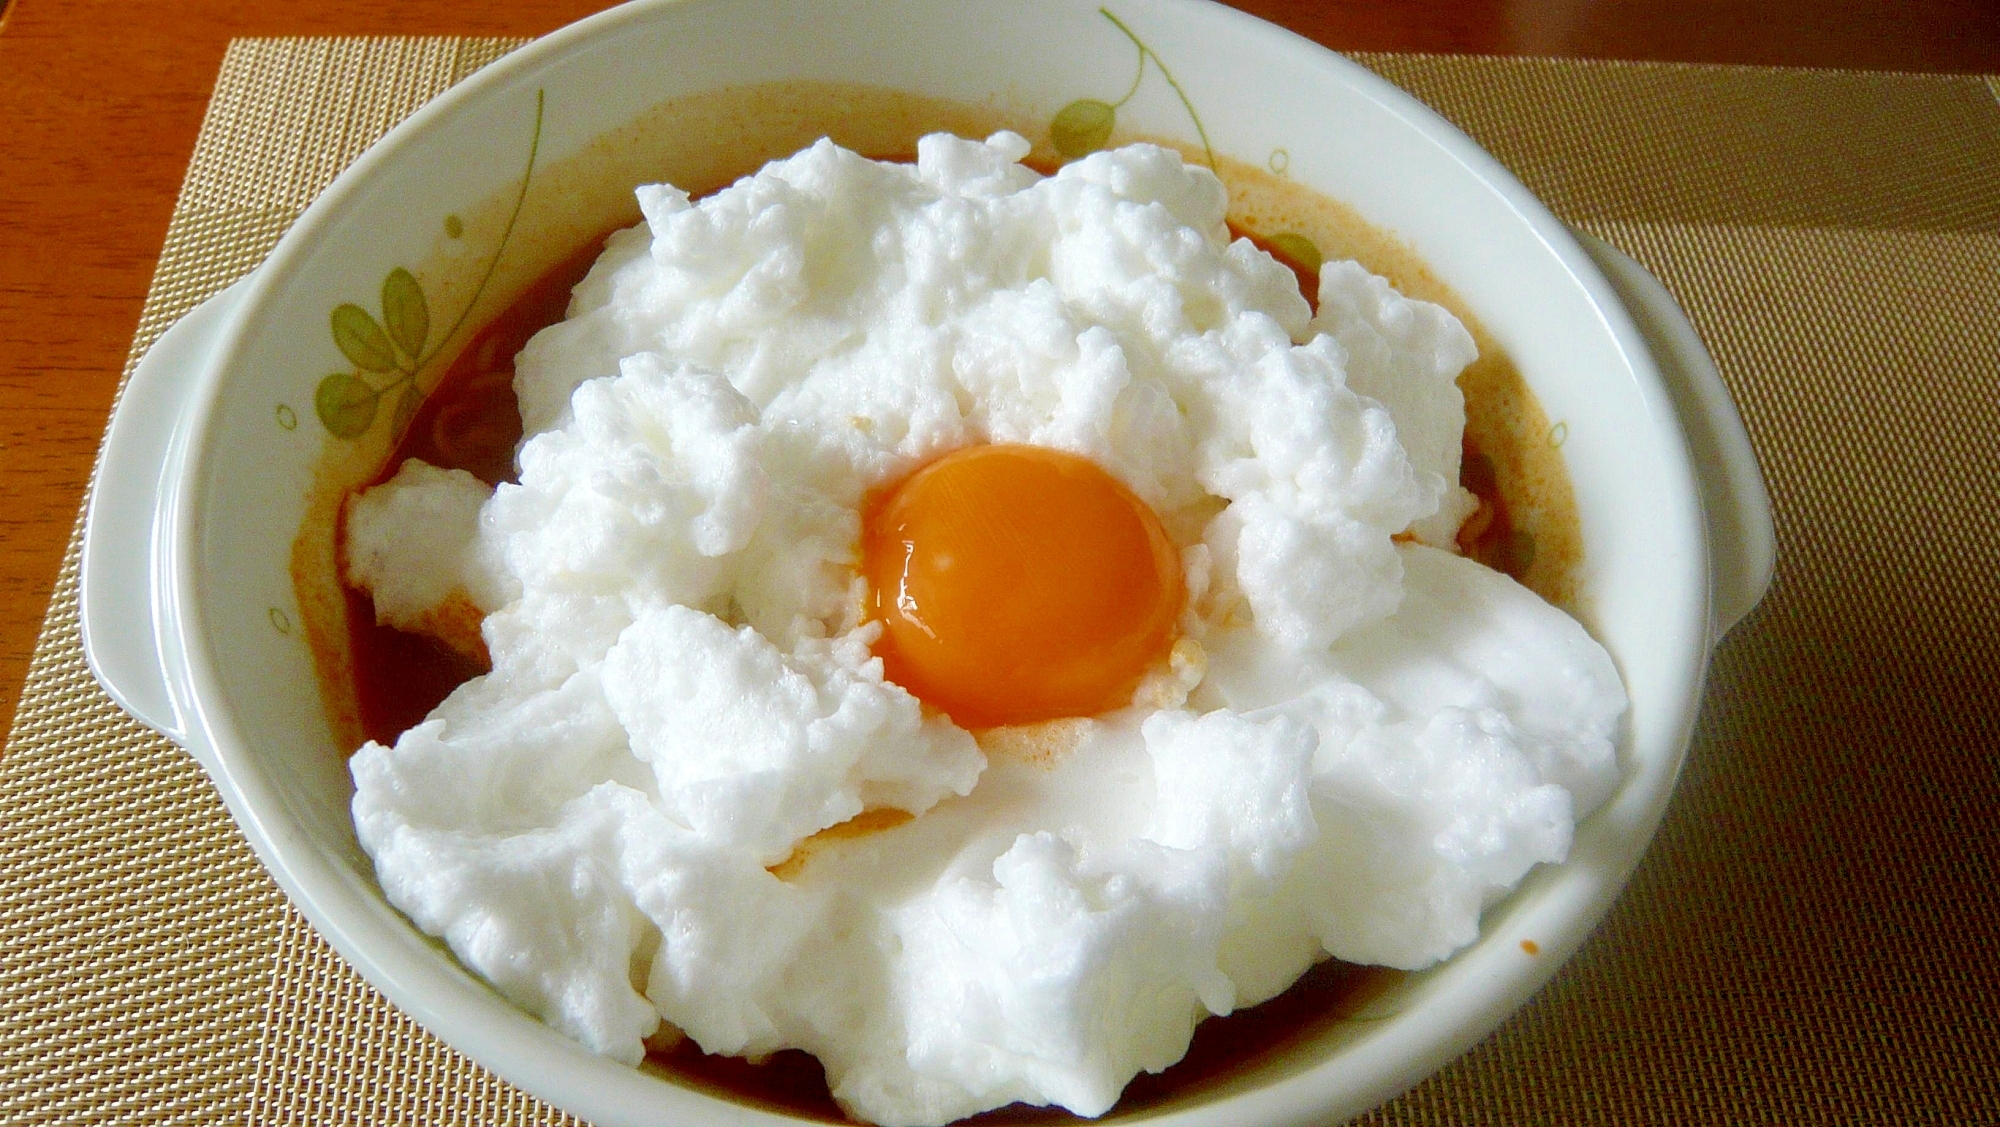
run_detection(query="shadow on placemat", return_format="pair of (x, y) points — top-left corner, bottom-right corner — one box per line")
(3, 37), (1998, 1127)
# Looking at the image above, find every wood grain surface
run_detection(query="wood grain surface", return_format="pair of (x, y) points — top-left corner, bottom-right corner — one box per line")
(2, 0), (1998, 737)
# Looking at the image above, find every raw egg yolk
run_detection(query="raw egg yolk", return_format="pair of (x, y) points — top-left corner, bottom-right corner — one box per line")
(861, 444), (1183, 729)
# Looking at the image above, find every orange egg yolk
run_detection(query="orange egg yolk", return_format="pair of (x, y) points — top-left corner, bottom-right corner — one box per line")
(861, 444), (1184, 729)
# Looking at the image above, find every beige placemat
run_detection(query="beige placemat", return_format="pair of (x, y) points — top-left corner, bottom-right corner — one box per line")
(3, 38), (1996, 1126)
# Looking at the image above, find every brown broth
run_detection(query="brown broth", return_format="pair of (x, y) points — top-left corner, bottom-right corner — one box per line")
(330, 126), (1578, 1123)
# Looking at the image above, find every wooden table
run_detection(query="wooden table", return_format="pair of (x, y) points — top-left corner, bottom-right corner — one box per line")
(2, 0), (1998, 736)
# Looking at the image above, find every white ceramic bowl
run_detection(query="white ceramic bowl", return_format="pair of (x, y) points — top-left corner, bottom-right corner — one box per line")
(80, 0), (1774, 1123)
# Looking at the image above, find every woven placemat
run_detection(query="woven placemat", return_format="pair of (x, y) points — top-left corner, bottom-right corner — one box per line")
(3, 37), (1997, 1126)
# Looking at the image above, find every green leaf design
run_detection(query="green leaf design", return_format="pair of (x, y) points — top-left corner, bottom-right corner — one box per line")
(382, 268), (430, 360)
(309, 89), (545, 443)
(332, 304), (400, 372)
(1051, 99), (1117, 158)
(1266, 233), (1324, 274)
(389, 382), (421, 442)
(1096, 8), (1215, 170)
(316, 373), (380, 438)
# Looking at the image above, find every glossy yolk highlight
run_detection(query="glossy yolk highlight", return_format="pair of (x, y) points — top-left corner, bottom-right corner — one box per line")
(861, 444), (1183, 729)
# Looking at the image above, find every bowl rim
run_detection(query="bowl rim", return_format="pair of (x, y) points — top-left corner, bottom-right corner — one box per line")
(160, 1), (1713, 1124)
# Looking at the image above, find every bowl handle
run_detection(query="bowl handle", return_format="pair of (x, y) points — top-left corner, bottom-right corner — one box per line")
(1572, 233), (1776, 639)
(80, 277), (252, 744)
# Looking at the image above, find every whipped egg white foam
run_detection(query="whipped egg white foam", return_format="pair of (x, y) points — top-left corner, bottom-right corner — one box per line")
(342, 133), (1626, 1127)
